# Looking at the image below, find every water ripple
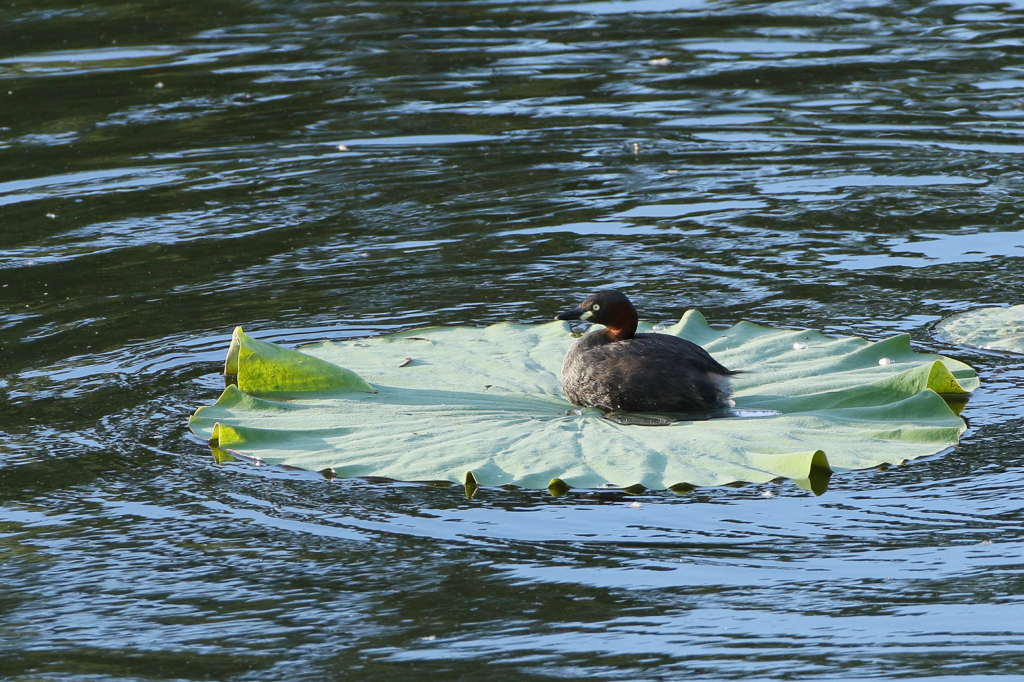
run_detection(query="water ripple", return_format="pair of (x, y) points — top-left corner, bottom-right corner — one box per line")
(4, 0), (1024, 678)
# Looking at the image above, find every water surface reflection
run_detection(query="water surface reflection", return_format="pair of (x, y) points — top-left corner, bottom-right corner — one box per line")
(4, 0), (1024, 678)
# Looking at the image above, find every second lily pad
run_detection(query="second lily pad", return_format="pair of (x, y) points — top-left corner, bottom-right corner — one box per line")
(936, 305), (1024, 354)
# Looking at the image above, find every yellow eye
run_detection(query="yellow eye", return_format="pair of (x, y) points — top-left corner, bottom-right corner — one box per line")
(592, 304), (601, 311)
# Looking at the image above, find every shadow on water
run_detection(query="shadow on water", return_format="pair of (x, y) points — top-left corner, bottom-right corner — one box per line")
(5, 0), (1024, 679)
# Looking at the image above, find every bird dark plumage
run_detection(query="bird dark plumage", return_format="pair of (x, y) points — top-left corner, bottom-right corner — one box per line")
(554, 290), (737, 413)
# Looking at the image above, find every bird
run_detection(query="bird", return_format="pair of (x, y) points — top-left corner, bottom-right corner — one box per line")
(554, 290), (737, 413)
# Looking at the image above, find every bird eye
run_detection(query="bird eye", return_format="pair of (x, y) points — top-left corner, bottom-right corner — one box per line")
(592, 304), (601, 311)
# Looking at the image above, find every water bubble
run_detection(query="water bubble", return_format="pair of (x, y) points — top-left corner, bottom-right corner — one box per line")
(564, 408), (582, 416)
(154, 82), (164, 89)
(665, 169), (679, 174)
(45, 213), (56, 219)
(730, 408), (781, 418)
(793, 341), (807, 350)
(337, 144), (349, 151)
(652, 324), (666, 331)
(725, 399), (736, 408)
(648, 57), (670, 66)
(878, 357), (895, 366)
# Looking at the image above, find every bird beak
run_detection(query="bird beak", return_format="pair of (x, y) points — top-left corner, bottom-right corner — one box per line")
(555, 307), (591, 321)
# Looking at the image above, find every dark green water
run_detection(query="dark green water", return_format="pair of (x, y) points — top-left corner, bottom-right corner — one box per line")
(4, 0), (1024, 678)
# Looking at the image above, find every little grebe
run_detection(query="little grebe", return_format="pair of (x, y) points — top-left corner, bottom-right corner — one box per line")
(554, 290), (737, 413)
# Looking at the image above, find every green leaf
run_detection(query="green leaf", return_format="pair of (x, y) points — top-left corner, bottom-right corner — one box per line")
(548, 478), (570, 497)
(210, 446), (238, 465)
(936, 305), (1024, 354)
(465, 471), (479, 499)
(189, 313), (977, 490)
(226, 326), (373, 396)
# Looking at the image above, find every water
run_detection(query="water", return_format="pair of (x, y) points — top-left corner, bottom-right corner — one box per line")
(4, 0), (1024, 678)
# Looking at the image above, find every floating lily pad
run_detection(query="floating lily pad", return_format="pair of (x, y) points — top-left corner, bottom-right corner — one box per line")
(189, 312), (978, 491)
(936, 305), (1024, 354)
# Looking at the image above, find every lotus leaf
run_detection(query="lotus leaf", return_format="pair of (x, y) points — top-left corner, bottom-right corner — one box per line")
(189, 311), (978, 491)
(936, 305), (1024, 354)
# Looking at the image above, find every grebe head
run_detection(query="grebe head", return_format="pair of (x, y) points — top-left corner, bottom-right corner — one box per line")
(554, 290), (639, 341)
